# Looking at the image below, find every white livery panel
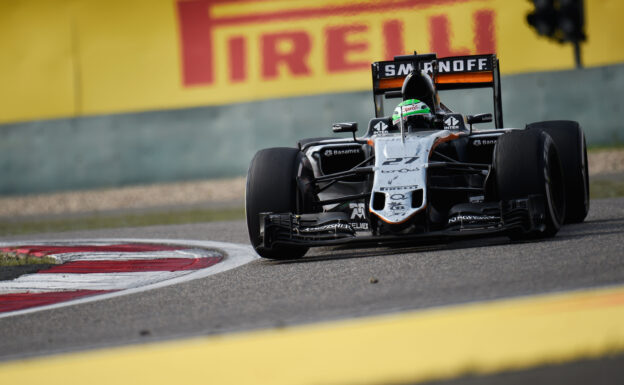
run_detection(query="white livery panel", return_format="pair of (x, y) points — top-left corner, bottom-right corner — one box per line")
(370, 131), (465, 224)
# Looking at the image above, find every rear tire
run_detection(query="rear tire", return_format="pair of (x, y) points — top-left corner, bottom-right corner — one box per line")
(494, 130), (566, 239)
(245, 147), (309, 260)
(526, 120), (589, 223)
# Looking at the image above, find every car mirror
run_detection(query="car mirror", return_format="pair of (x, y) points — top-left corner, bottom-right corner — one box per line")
(466, 113), (493, 125)
(332, 122), (358, 133)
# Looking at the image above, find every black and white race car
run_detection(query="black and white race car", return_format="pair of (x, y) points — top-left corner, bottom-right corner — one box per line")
(245, 52), (589, 259)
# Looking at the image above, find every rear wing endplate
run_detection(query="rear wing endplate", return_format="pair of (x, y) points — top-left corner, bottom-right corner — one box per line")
(371, 52), (503, 128)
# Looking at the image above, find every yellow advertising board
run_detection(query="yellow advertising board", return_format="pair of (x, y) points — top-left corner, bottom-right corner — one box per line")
(0, 0), (623, 124)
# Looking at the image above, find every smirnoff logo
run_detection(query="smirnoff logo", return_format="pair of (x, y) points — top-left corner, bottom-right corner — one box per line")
(380, 56), (493, 78)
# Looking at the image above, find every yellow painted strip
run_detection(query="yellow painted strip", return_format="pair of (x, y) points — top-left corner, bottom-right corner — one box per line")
(2, 285), (624, 384)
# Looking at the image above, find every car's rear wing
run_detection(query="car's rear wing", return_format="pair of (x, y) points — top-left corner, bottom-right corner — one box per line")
(371, 52), (503, 128)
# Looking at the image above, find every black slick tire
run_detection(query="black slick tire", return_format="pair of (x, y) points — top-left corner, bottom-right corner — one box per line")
(494, 130), (566, 239)
(245, 147), (309, 260)
(526, 120), (589, 223)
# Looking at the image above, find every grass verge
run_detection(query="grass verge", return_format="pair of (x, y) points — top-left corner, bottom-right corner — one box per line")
(588, 143), (624, 151)
(590, 178), (624, 199)
(0, 252), (57, 266)
(0, 177), (622, 238)
(0, 206), (245, 237)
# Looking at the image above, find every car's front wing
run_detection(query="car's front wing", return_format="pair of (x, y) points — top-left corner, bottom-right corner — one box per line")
(260, 195), (548, 249)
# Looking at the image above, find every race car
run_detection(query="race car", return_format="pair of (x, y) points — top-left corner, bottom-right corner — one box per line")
(245, 52), (589, 260)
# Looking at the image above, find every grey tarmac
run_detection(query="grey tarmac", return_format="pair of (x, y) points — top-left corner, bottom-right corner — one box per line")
(0, 198), (623, 367)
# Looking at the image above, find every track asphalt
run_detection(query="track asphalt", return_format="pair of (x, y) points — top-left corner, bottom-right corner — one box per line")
(0, 198), (623, 384)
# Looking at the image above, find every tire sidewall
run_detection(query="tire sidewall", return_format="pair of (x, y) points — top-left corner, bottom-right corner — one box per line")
(495, 130), (565, 237)
(245, 147), (309, 259)
(526, 120), (589, 223)
(540, 132), (565, 234)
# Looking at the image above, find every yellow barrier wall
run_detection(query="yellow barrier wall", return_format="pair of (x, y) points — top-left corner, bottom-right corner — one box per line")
(1, 0), (623, 124)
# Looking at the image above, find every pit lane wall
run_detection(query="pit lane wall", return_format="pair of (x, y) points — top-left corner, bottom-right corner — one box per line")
(1, 0), (623, 195)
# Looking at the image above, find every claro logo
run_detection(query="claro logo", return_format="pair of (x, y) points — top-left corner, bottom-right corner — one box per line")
(176, 0), (496, 87)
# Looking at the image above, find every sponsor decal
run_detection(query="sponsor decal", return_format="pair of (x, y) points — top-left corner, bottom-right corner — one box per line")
(386, 175), (399, 185)
(324, 147), (361, 157)
(382, 63), (415, 77)
(382, 157), (420, 166)
(8, 0), (624, 124)
(349, 203), (369, 230)
(402, 104), (420, 114)
(389, 202), (407, 211)
(351, 222), (369, 230)
(386, 200), (409, 216)
(298, 223), (353, 233)
(178, 0), (495, 87)
(381, 168), (420, 173)
(380, 55), (493, 78)
(390, 193), (407, 200)
(448, 214), (500, 224)
(373, 120), (389, 133)
(472, 138), (497, 146)
(350, 202), (366, 219)
(423, 56), (492, 73)
(380, 184), (419, 191)
(444, 116), (460, 130)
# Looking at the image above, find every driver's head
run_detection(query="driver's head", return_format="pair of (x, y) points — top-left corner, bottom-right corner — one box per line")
(402, 70), (438, 111)
(392, 99), (434, 130)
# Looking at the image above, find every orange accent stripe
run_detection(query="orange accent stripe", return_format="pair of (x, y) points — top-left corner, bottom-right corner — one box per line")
(429, 132), (466, 158)
(436, 72), (493, 84)
(378, 77), (405, 89)
(380, 71), (493, 91)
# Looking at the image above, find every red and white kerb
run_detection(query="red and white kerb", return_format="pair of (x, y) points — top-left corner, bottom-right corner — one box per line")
(0, 243), (223, 313)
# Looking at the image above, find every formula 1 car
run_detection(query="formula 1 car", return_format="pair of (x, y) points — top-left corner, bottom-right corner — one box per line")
(246, 52), (589, 259)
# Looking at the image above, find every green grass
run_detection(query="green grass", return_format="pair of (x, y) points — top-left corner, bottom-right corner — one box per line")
(587, 145), (624, 198)
(0, 206), (245, 237)
(0, 177), (621, 238)
(590, 178), (624, 199)
(0, 252), (57, 266)
(588, 143), (624, 152)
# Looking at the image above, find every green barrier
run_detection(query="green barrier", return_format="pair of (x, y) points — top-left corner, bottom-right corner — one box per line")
(1, 63), (622, 195)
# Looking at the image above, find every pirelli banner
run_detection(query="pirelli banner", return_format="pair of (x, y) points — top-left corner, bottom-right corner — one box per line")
(1, 0), (623, 124)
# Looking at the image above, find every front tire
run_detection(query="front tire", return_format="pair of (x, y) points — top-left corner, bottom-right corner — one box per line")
(494, 130), (566, 239)
(526, 120), (589, 223)
(245, 147), (309, 260)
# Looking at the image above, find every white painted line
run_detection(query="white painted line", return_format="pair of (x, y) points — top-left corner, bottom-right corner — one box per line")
(50, 249), (221, 263)
(0, 271), (192, 292)
(0, 239), (259, 318)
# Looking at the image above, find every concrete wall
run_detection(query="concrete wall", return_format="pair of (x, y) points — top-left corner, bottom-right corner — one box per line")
(1, 63), (623, 196)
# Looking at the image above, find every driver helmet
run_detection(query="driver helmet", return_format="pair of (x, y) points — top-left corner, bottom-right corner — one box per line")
(392, 99), (433, 129)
